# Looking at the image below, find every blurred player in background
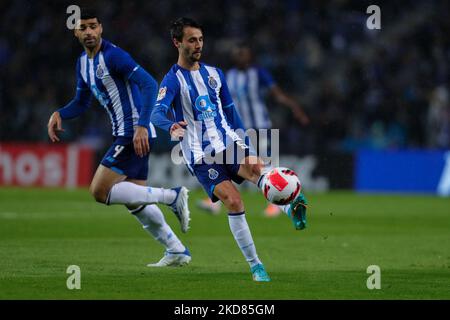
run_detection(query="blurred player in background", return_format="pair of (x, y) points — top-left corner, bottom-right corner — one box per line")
(151, 17), (308, 281)
(47, 10), (191, 267)
(197, 43), (309, 217)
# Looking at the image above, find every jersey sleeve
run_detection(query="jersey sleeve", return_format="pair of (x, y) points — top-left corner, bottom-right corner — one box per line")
(258, 67), (276, 89)
(76, 58), (89, 90)
(107, 47), (139, 79)
(155, 73), (179, 110)
(217, 68), (234, 107)
(58, 58), (92, 119)
(151, 73), (180, 132)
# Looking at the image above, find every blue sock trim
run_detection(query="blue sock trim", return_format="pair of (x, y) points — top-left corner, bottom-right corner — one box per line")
(228, 211), (245, 216)
(168, 187), (180, 207)
(130, 205), (147, 214)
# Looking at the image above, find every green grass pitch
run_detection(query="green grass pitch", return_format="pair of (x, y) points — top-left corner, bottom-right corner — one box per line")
(0, 187), (449, 299)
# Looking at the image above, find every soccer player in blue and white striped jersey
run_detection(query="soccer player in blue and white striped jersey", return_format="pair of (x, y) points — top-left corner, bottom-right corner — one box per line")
(151, 18), (308, 281)
(46, 10), (191, 267)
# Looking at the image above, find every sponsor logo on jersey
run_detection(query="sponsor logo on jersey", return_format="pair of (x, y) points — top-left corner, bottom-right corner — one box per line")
(157, 87), (167, 101)
(195, 95), (217, 121)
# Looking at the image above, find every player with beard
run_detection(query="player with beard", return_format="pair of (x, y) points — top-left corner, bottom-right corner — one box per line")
(47, 10), (191, 267)
(151, 17), (308, 281)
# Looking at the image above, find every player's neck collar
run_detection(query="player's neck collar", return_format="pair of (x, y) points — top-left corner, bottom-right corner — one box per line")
(85, 38), (104, 59)
(177, 61), (201, 71)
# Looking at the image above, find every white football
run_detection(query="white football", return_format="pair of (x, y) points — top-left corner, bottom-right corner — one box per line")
(262, 167), (302, 205)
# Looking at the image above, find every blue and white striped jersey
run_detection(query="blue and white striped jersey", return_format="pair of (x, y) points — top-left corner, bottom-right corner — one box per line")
(226, 66), (275, 129)
(155, 63), (242, 164)
(76, 39), (156, 138)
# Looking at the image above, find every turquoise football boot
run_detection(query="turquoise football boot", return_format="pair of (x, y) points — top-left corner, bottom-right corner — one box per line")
(251, 263), (271, 282)
(288, 192), (308, 230)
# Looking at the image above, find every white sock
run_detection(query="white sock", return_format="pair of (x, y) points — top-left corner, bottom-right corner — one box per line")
(107, 182), (177, 206)
(130, 205), (185, 253)
(228, 212), (261, 267)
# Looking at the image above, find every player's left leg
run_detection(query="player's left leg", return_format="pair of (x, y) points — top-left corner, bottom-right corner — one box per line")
(213, 180), (270, 282)
(127, 179), (191, 267)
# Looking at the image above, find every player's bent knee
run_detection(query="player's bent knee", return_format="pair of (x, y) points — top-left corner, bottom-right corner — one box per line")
(89, 184), (109, 204)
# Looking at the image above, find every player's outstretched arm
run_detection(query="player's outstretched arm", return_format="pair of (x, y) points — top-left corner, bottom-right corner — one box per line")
(48, 88), (92, 142)
(56, 88), (92, 120)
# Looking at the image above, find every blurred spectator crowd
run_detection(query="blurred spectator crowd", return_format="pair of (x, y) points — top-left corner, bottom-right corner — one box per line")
(0, 0), (449, 155)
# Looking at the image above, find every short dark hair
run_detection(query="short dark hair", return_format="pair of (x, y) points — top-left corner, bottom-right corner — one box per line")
(170, 17), (202, 41)
(79, 7), (101, 23)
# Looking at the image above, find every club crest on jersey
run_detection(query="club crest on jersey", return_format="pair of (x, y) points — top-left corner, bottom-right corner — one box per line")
(195, 95), (217, 121)
(96, 65), (105, 79)
(208, 168), (219, 180)
(208, 76), (218, 89)
(157, 87), (167, 101)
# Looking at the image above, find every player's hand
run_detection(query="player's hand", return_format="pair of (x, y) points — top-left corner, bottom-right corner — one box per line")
(133, 126), (150, 158)
(170, 121), (187, 141)
(47, 111), (64, 142)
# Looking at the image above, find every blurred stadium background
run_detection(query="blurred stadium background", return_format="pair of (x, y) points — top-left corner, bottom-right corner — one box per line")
(0, 0), (449, 193)
(0, 0), (449, 300)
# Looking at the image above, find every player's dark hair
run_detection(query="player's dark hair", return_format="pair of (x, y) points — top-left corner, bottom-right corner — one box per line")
(79, 7), (101, 23)
(170, 17), (202, 41)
